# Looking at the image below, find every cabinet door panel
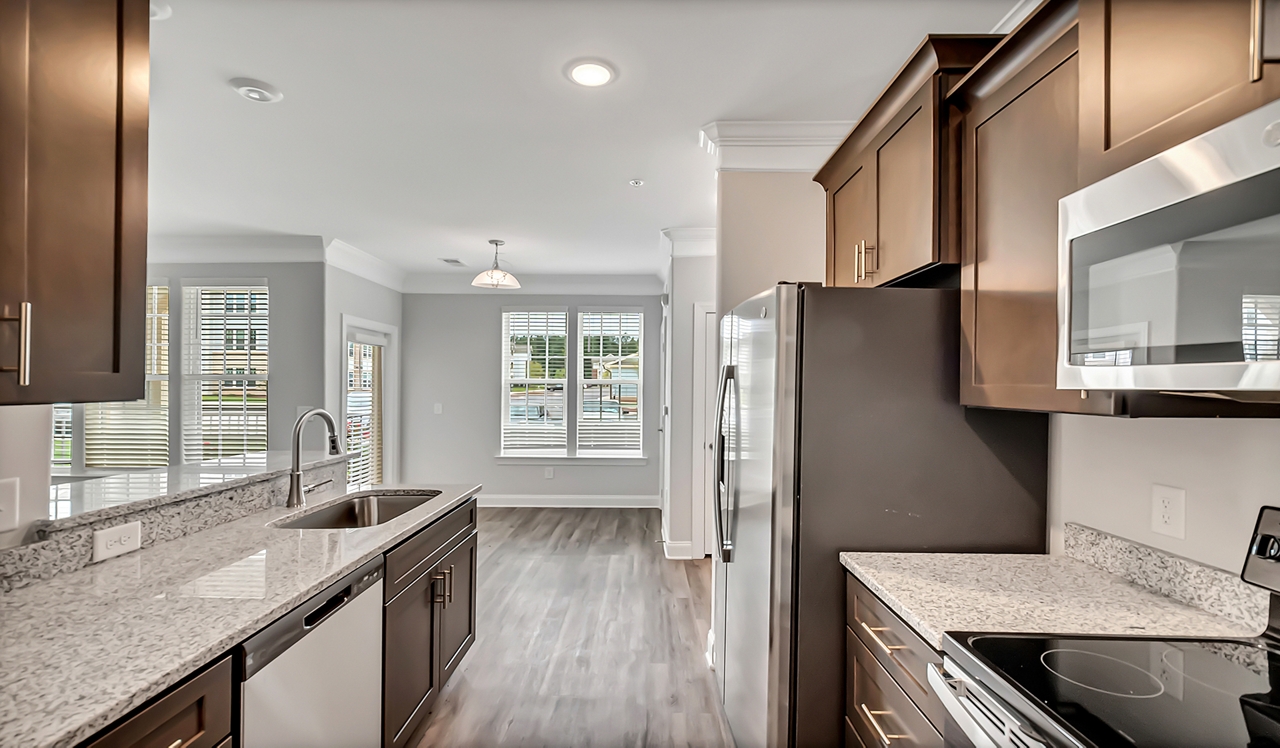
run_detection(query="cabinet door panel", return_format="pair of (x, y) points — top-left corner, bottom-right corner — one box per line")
(439, 531), (477, 684)
(384, 567), (441, 748)
(831, 160), (876, 288)
(0, 0), (147, 405)
(876, 105), (935, 284)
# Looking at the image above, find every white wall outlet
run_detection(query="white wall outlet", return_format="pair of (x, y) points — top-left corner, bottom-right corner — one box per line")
(1152, 645), (1184, 700)
(1151, 484), (1186, 539)
(0, 477), (19, 533)
(93, 521), (142, 563)
(544, 467), (554, 480)
(434, 403), (443, 415)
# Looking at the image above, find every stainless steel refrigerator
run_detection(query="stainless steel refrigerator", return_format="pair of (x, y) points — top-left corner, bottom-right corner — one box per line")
(710, 283), (1048, 748)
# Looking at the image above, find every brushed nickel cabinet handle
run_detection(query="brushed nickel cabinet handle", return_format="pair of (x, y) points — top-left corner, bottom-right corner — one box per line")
(859, 703), (904, 745)
(0, 301), (31, 386)
(167, 739), (185, 748)
(446, 563), (455, 604)
(1253, 0), (1265, 82)
(859, 620), (907, 655)
(432, 571), (447, 605)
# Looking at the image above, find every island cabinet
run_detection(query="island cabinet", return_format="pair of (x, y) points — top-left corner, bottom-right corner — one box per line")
(1078, 0), (1280, 185)
(0, 0), (150, 405)
(383, 498), (478, 748)
(845, 574), (943, 748)
(815, 35), (1002, 289)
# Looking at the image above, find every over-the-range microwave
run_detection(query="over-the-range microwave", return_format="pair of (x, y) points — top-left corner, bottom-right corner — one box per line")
(1058, 97), (1280, 394)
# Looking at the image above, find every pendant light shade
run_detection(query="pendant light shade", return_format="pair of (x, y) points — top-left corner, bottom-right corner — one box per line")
(471, 239), (521, 289)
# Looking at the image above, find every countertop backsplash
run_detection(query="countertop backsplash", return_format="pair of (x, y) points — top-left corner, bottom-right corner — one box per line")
(0, 454), (348, 593)
(1062, 522), (1269, 632)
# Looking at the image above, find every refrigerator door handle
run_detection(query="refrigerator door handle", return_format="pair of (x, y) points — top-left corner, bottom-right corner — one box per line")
(713, 363), (735, 563)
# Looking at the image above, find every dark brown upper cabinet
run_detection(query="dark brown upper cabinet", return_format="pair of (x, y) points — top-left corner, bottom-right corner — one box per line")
(1078, 0), (1280, 184)
(816, 36), (1002, 289)
(0, 0), (149, 405)
(949, 0), (1120, 414)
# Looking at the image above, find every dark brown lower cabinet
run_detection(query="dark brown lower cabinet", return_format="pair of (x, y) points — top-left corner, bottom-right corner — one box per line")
(84, 656), (232, 748)
(384, 499), (479, 748)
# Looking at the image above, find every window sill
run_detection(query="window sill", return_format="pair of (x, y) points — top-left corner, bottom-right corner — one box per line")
(495, 455), (648, 467)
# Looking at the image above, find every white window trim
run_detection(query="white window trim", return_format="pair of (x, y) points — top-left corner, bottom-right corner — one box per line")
(340, 314), (400, 484)
(495, 305), (647, 460)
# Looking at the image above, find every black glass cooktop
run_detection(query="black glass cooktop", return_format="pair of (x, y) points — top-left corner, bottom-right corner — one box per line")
(964, 634), (1280, 747)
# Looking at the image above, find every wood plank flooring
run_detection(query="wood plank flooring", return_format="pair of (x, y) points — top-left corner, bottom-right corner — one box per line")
(414, 507), (732, 747)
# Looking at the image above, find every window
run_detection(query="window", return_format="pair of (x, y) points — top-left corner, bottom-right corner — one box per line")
(50, 285), (170, 472)
(346, 341), (383, 486)
(1243, 294), (1280, 361)
(578, 311), (642, 455)
(501, 311), (568, 455)
(182, 287), (269, 460)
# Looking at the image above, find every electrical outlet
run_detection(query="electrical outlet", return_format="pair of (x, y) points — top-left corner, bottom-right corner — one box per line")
(1152, 645), (1184, 700)
(0, 477), (18, 533)
(93, 521), (142, 563)
(1151, 484), (1187, 539)
(544, 467), (554, 480)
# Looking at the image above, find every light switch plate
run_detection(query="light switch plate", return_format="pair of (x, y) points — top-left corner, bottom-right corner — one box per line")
(544, 467), (554, 479)
(93, 521), (142, 563)
(434, 403), (443, 415)
(0, 477), (18, 533)
(1151, 484), (1187, 539)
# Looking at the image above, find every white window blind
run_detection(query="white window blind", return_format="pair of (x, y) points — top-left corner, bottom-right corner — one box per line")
(84, 285), (171, 467)
(346, 341), (383, 487)
(1244, 294), (1280, 361)
(51, 404), (72, 472)
(501, 311), (568, 455)
(182, 287), (269, 461)
(578, 311), (642, 455)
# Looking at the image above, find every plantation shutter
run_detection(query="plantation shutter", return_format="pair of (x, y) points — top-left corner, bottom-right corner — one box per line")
(182, 286), (269, 461)
(83, 286), (171, 467)
(501, 310), (568, 455)
(577, 311), (642, 455)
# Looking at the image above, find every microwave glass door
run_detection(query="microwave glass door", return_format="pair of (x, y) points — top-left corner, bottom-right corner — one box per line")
(1069, 167), (1280, 367)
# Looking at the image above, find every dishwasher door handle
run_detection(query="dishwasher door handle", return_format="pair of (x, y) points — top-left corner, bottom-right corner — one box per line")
(303, 586), (351, 630)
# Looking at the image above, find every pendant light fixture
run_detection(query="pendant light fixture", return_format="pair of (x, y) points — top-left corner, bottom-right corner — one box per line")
(471, 239), (521, 289)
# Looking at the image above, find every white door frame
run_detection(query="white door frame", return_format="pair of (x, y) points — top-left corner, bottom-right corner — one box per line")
(691, 303), (718, 558)
(340, 314), (401, 485)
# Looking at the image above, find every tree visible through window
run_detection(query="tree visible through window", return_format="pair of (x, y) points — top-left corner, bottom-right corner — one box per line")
(578, 311), (642, 455)
(182, 287), (269, 460)
(501, 311), (567, 455)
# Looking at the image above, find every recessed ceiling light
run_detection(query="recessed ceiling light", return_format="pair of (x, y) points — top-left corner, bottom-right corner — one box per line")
(230, 77), (283, 104)
(567, 60), (615, 87)
(150, 2), (172, 20)
(629, 179), (644, 187)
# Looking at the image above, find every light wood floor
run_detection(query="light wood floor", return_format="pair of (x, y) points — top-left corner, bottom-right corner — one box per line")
(414, 507), (733, 747)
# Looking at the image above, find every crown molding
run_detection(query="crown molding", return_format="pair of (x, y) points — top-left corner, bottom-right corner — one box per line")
(324, 238), (406, 292)
(661, 227), (716, 258)
(991, 0), (1039, 33)
(403, 273), (664, 296)
(700, 120), (854, 172)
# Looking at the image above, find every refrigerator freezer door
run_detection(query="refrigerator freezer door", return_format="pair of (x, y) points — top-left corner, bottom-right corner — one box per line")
(715, 289), (780, 748)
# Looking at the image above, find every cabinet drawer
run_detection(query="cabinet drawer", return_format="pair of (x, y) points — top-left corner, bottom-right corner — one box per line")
(847, 574), (943, 727)
(847, 629), (942, 748)
(845, 714), (868, 748)
(385, 498), (476, 601)
(86, 656), (232, 748)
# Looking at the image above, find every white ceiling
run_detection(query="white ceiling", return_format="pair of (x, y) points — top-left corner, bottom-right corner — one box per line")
(148, 0), (1019, 280)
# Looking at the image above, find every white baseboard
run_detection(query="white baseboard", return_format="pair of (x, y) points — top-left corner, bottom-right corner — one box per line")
(478, 494), (661, 508)
(662, 540), (695, 560)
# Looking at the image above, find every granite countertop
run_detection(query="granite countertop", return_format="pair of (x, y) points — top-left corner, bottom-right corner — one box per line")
(0, 482), (482, 748)
(840, 552), (1262, 650)
(42, 450), (349, 532)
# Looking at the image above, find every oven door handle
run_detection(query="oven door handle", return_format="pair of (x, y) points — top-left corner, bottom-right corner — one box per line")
(927, 660), (1049, 748)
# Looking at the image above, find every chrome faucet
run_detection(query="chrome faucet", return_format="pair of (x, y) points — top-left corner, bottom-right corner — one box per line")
(288, 408), (345, 508)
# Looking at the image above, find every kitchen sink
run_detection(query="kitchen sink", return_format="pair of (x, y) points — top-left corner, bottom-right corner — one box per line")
(275, 490), (442, 530)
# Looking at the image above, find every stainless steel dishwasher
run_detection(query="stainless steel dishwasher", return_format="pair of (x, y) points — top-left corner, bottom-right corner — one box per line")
(240, 556), (384, 748)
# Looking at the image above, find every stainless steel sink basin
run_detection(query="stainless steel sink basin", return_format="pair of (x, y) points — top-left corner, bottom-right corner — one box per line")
(276, 490), (442, 530)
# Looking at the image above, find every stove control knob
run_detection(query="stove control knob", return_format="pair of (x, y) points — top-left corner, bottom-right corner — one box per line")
(1252, 534), (1280, 560)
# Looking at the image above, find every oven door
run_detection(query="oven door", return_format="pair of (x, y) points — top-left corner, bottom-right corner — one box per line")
(927, 659), (1051, 748)
(1058, 96), (1280, 392)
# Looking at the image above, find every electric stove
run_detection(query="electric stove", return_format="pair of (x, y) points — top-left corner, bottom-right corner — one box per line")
(928, 507), (1280, 748)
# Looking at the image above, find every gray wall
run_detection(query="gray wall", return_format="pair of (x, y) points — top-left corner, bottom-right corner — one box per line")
(401, 293), (662, 501)
(150, 262), (326, 454)
(1050, 415), (1280, 571)
(323, 266), (402, 414)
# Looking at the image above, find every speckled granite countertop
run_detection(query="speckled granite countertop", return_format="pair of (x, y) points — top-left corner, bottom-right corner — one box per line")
(840, 552), (1262, 650)
(0, 483), (481, 748)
